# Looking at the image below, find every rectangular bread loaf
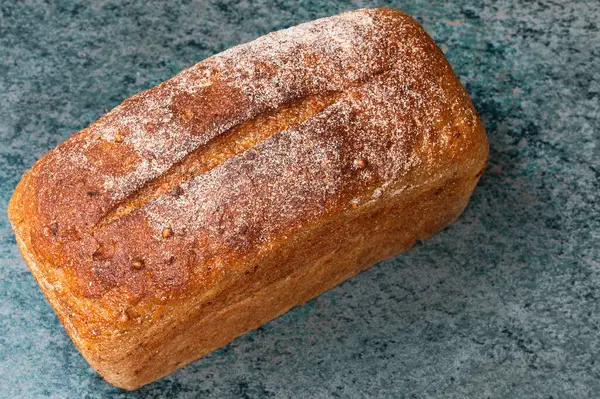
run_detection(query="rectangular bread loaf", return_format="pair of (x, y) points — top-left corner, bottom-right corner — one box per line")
(8, 8), (488, 390)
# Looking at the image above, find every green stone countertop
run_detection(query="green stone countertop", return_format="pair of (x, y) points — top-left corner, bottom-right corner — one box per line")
(1, 1), (598, 397)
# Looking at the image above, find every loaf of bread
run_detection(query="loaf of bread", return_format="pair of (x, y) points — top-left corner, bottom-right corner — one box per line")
(8, 8), (488, 389)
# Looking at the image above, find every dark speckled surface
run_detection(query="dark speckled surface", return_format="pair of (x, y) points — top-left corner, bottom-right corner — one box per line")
(1, 1), (599, 398)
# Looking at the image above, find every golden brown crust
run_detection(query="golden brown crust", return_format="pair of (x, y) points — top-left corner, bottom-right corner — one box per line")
(8, 8), (488, 389)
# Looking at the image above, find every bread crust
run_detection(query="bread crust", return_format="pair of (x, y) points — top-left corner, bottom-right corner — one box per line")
(8, 8), (488, 389)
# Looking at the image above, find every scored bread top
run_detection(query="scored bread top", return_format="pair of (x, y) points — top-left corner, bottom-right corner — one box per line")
(9, 8), (487, 338)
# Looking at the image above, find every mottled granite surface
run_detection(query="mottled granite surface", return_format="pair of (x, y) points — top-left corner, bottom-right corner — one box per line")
(1, 1), (599, 397)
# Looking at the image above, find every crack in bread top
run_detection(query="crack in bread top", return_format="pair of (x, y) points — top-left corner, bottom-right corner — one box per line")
(94, 92), (343, 231)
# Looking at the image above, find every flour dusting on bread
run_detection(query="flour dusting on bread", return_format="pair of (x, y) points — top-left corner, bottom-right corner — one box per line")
(76, 9), (405, 202)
